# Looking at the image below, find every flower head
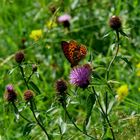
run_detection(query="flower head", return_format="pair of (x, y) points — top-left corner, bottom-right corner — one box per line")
(29, 29), (43, 41)
(55, 79), (67, 104)
(58, 14), (71, 28)
(58, 14), (71, 23)
(109, 15), (122, 30)
(24, 90), (34, 101)
(116, 84), (128, 101)
(6, 84), (14, 93)
(15, 51), (25, 63)
(4, 84), (17, 102)
(56, 79), (67, 93)
(32, 64), (37, 72)
(69, 64), (92, 89)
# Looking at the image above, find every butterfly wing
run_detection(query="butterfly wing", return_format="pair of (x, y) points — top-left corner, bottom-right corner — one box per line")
(79, 44), (87, 58)
(68, 40), (78, 66)
(61, 41), (72, 63)
(61, 40), (87, 67)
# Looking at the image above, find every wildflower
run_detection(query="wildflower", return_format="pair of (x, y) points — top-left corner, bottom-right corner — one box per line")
(57, 14), (71, 28)
(69, 64), (92, 89)
(15, 51), (25, 63)
(109, 15), (122, 30)
(6, 84), (14, 93)
(24, 90), (34, 101)
(55, 79), (67, 104)
(29, 29), (43, 41)
(56, 79), (67, 93)
(4, 84), (17, 102)
(32, 64), (37, 72)
(116, 84), (128, 101)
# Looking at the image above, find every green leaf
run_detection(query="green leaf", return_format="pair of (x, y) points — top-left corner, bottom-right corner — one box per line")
(29, 81), (41, 95)
(102, 118), (108, 138)
(121, 57), (133, 70)
(119, 29), (129, 37)
(103, 137), (113, 140)
(23, 123), (35, 136)
(116, 56), (133, 70)
(83, 93), (96, 133)
(102, 30), (111, 38)
(9, 68), (16, 75)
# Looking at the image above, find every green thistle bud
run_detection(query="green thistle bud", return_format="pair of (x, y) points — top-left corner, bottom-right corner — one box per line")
(4, 84), (17, 102)
(32, 64), (37, 72)
(109, 15), (122, 30)
(24, 90), (34, 101)
(15, 51), (25, 63)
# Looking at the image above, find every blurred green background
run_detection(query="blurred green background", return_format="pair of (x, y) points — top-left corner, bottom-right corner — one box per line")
(0, 0), (140, 139)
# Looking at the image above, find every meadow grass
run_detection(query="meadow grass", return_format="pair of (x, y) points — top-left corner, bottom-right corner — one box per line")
(0, 0), (140, 140)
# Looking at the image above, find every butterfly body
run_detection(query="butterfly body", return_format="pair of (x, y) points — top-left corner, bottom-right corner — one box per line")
(61, 40), (87, 67)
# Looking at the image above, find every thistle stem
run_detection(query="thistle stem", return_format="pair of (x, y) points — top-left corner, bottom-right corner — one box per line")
(92, 87), (115, 140)
(19, 65), (29, 89)
(62, 103), (96, 140)
(27, 71), (34, 83)
(30, 100), (51, 140)
(106, 30), (120, 80)
(12, 101), (31, 123)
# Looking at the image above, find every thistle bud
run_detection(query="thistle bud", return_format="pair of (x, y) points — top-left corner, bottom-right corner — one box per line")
(57, 14), (71, 29)
(24, 90), (34, 101)
(15, 51), (25, 63)
(6, 84), (14, 93)
(56, 79), (67, 93)
(32, 64), (37, 72)
(49, 5), (56, 14)
(55, 79), (67, 104)
(109, 15), (122, 30)
(4, 84), (17, 102)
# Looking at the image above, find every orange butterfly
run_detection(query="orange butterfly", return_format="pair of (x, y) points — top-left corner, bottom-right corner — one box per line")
(61, 40), (87, 67)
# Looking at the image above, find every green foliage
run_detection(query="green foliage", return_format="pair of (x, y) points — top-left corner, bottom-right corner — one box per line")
(0, 0), (140, 140)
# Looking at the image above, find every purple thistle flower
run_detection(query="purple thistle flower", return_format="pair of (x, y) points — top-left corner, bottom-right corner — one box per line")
(69, 64), (92, 89)
(58, 14), (71, 23)
(58, 14), (71, 29)
(5, 84), (17, 102)
(6, 84), (14, 93)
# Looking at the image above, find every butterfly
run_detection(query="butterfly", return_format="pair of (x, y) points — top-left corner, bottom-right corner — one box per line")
(61, 40), (87, 67)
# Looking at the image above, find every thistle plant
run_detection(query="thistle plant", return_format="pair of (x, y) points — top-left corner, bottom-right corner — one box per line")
(3, 11), (131, 140)
(4, 51), (51, 140)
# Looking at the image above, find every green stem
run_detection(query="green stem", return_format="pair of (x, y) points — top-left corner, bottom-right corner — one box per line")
(27, 71), (34, 83)
(30, 100), (51, 140)
(62, 103), (96, 140)
(105, 92), (108, 114)
(106, 30), (120, 80)
(92, 87), (115, 140)
(12, 102), (32, 123)
(19, 65), (29, 89)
